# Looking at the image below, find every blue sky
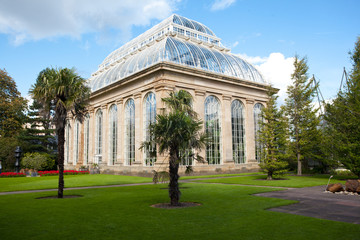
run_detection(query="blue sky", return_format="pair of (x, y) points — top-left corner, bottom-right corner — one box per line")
(1, 0), (359, 104)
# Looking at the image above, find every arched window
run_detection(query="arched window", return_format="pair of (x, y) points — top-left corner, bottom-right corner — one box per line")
(65, 121), (70, 164)
(143, 92), (156, 166)
(95, 109), (103, 164)
(232, 100), (246, 164)
(254, 103), (264, 162)
(83, 113), (90, 165)
(109, 104), (117, 165)
(205, 95), (221, 164)
(73, 119), (80, 165)
(124, 99), (135, 165)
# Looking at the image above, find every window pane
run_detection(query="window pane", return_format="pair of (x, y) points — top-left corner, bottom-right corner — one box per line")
(205, 95), (221, 165)
(125, 99), (135, 165)
(232, 100), (246, 164)
(143, 92), (156, 166)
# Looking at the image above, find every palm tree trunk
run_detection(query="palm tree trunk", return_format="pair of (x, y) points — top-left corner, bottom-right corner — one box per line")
(169, 149), (180, 206)
(57, 124), (65, 198)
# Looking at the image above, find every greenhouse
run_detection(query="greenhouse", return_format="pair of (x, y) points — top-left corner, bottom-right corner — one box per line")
(65, 14), (269, 175)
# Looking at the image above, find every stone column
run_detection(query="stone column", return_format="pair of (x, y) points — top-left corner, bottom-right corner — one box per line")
(245, 99), (255, 163)
(133, 92), (142, 166)
(222, 95), (233, 164)
(194, 90), (206, 166)
(116, 99), (124, 165)
(101, 104), (108, 166)
(88, 108), (95, 165)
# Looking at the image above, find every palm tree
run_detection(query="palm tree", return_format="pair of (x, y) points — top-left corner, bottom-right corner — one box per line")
(30, 67), (90, 198)
(142, 90), (207, 206)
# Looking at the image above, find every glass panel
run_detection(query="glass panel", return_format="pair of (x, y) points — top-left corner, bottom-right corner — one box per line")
(171, 38), (194, 66)
(232, 100), (246, 164)
(143, 92), (157, 166)
(124, 99), (135, 165)
(254, 103), (264, 162)
(205, 95), (221, 165)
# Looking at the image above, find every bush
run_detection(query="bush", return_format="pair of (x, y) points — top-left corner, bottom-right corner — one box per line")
(21, 152), (55, 171)
(0, 172), (26, 178)
(37, 170), (90, 176)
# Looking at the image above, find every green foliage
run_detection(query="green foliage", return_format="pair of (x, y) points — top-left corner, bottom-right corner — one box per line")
(152, 170), (170, 184)
(21, 152), (55, 171)
(284, 56), (322, 175)
(324, 37), (360, 177)
(0, 137), (21, 171)
(0, 69), (27, 137)
(258, 87), (289, 180)
(18, 99), (57, 157)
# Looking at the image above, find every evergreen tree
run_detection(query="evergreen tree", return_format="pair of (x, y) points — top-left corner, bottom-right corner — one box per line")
(18, 99), (57, 156)
(325, 37), (360, 177)
(258, 87), (289, 180)
(284, 56), (321, 175)
(0, 69), (27, 137)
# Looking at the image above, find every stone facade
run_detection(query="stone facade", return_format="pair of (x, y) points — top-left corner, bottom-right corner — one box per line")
(64, 15), (269, 176)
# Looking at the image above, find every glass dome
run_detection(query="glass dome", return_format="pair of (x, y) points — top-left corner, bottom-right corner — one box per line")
(89, 15), (265, 92)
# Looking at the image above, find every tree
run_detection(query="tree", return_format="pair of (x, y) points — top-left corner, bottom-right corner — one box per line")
(258, 87), (289, 180)
(284, 56), (321, 175)
(18, 99), (57, 158)
(30, 67), (90, 198)
(325, 37), (360, 177)
(0, 69), (27, 137)
(142, 90), (207, 206)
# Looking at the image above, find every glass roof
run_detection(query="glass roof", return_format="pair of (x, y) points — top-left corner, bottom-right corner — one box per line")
(89, 36), (265, 92)
(172, 15), (215, 36)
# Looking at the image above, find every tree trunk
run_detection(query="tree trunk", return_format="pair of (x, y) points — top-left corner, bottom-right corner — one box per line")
(169, 149), (180, 206)
(297, 152), (302, 176)
(57, 125), (64, 198)
(267, 172), (273, 180)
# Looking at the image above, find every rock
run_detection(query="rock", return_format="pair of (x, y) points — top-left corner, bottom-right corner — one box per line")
(327, 183), (344, 193)
(345, 180), (360, 192)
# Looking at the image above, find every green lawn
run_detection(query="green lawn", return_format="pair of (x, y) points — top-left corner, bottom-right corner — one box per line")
(180, 171), (263, 180)
(0, 183), (358, 240)
(192, 174), (347, 188)
(0, 174), (152, 192)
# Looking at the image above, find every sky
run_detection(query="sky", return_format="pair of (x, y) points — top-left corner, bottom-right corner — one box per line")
(1, 0), (359, 104)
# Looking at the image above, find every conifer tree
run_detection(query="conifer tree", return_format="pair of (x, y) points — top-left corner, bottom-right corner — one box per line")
(258, 87), (289, 180)
(284, 56), (321, 175)
(325, 37), (360, 177)
(18, 99), (57, 156)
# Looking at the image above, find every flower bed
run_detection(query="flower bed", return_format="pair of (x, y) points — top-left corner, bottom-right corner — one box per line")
(38, 170), (90, 176)
(0, 172), (26, 178)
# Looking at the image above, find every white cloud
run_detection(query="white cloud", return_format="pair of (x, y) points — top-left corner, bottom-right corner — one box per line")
(210, 0), (236, 11)
(239, 52), (295, 104)
(0, 0), (178, 45)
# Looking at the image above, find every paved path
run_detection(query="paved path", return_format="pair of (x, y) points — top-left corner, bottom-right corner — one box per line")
(254, 185), (360, 224)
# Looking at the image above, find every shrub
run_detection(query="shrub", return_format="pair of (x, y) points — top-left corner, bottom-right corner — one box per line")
(38, 170), (89, 176)
(21, 152), (55, 171)
(0, 172), (26, 178)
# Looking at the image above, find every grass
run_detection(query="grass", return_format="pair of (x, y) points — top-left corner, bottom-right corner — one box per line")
(192, 174), (348, 188)
(180, 171), (263, 180)
(0, 183), (358, 240)
(0, 174), (152, 192)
